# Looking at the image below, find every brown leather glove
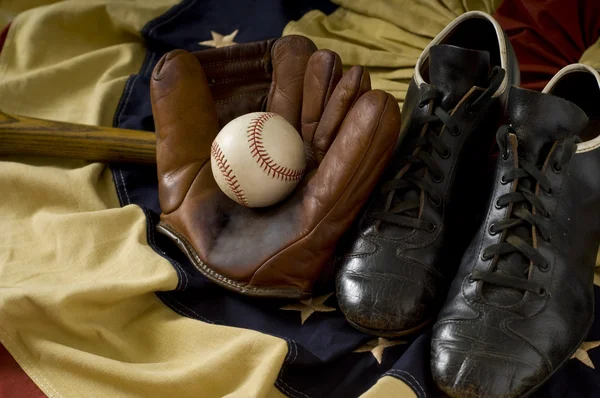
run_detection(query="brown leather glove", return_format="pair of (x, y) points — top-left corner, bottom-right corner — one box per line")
(193, 35), (316, 127)
(151, 45), (401, 299)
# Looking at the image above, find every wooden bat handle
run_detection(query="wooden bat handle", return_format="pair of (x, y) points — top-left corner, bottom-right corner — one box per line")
(0, 110), (157, 164)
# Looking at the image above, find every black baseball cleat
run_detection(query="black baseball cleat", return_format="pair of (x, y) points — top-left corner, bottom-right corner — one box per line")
(431, 64), (600, 398)
(335, 11), (520, 337)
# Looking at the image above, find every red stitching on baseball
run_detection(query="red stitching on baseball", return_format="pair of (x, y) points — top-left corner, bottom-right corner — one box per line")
(211, 141), (249, 207)
(247, 113), (304, 181)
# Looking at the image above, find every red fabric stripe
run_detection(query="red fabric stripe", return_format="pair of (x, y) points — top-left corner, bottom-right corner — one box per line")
(0, 22), (11, 54)
(0, 344), (47, 398)
(494, 0), (600, 91)
(0, 22), (44, 397)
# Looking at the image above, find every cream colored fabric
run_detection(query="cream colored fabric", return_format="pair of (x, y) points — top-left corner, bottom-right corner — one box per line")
(360, 376), (418, 398)
(0, 1), (289, 397)
(580, 39), (600, 71)
(0, 0), (179, 126)
(284, 0), (502, 106)
(0, 156), (288, 398)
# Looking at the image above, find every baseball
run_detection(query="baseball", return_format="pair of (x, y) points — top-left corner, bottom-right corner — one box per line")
(210, 112), (306, 208)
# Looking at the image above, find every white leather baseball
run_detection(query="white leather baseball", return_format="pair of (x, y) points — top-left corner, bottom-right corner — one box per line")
(210, 112), (306, 208)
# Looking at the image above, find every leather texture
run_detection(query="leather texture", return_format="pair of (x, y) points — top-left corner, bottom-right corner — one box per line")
(192, 36), (312, 129)
(150, 40), (401, 298)
(335, 14), (520, 337)
(431, 72), (600, 398)
(192, 38), (276, 128)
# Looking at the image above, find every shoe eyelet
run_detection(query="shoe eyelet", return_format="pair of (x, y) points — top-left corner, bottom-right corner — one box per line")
(450, 127), (461, 136)
(541, 234), (551, 243)
(537, 287), (547, 296)
(468, 275), (476, 284)
(489, 223), (498, 236)
(501, 149), (510, 160)
(539, 262), (550, 272)
(544, 187), (553, 196)
(429, 195), (442, 207)
(500, 174), (509, 185)
(552, 162), (562, 173)
(418, 102), (426, 109)
(481, 253), (491, 261)
(432, 173), (443, 183)
(426, 223), (437, 232)
(494, 199), (503, 209)
(439, 148), (451, 159)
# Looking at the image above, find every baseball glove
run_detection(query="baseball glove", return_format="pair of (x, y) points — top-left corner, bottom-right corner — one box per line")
(151, 41), (401, 298)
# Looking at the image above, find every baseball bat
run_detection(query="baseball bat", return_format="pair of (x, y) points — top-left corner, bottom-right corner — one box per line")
(0, 110), (157, 164)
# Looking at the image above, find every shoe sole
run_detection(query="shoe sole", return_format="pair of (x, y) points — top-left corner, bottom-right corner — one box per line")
(347, 317), (433, 338)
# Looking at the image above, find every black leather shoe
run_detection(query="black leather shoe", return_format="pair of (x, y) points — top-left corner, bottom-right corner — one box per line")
(431, 63), (600, 398)
(335, 11), (520, 337)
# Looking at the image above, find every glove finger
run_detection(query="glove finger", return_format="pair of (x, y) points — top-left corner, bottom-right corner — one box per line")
(312, 66), (371, 164)
(151, 49), (220, 214)
(266, 35), (317, 131)
(304, 90), (400, 223)
(301, 49), (343, 154)
(193, 38), (277, 126)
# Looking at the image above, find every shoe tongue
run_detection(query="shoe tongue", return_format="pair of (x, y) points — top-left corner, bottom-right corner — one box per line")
(484, 87), (589, 305)
(429, 44), (491, 109)
(508, 86), (589, 164)
(381, 45), (490, 235)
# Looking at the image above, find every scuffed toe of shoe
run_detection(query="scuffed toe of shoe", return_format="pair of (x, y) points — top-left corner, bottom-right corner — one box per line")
(336, 254), (443, 336)
(431, 321), (548, 398)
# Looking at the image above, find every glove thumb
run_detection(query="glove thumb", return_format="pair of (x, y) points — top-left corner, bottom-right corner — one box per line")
(151, 49), (220, 214)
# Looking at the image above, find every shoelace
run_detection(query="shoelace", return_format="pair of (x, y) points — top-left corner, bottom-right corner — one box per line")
(372, 66), (506, 231)
(471, 126), (581, 294)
